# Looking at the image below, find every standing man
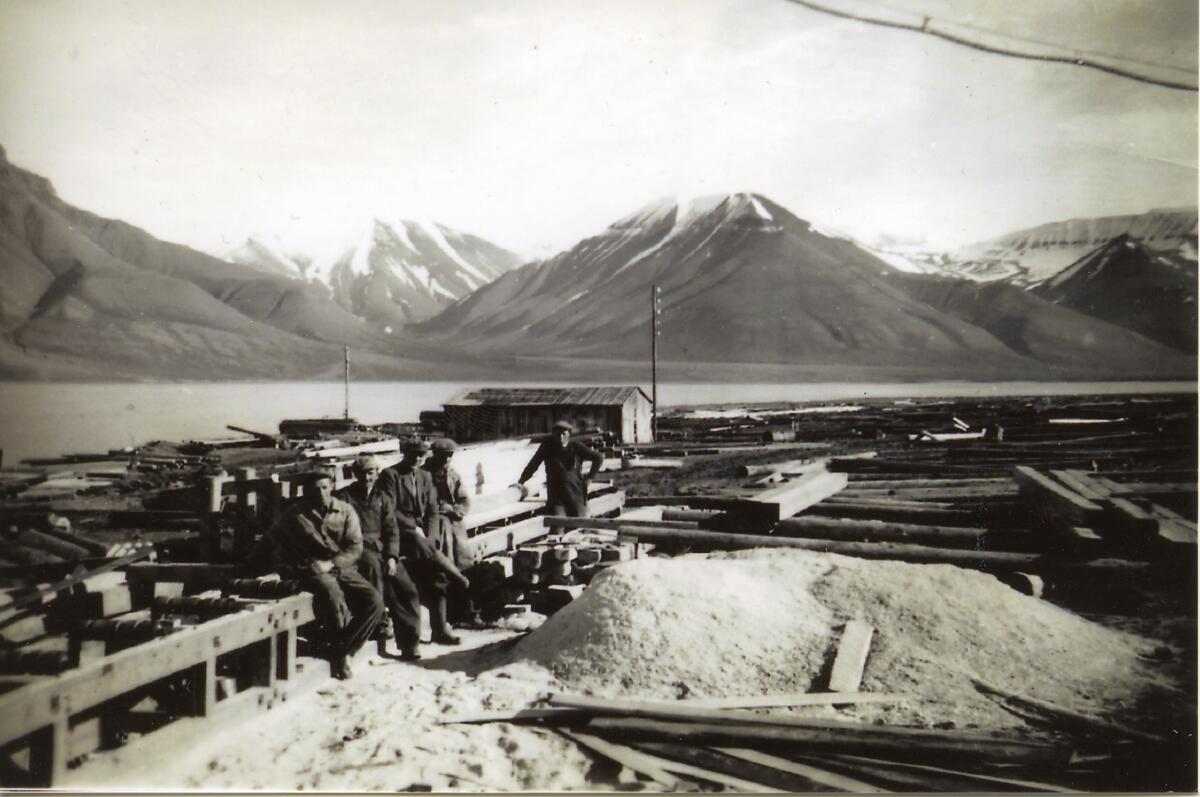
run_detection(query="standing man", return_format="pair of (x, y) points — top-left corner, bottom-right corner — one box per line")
(378, 438), (470, 647)
(337, 455), (423, 660)
(244, 470), (383, 680)
(424, 438), (482, 625)
(515, 421), (604, 517)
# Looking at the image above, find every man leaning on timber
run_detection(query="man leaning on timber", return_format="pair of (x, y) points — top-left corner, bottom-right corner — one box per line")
(337, 455), (424, 661)
(515, 420), (604, 517)
(424, 438), (484, 625)
(244, 470), (383, 680)
(377, 438), (470, 649)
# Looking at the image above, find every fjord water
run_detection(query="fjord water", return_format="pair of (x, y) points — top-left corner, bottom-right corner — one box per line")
(0, 380), (1194, 467)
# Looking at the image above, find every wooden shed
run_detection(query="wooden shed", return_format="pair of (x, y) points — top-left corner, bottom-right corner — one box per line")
(443, 386), (654, 444)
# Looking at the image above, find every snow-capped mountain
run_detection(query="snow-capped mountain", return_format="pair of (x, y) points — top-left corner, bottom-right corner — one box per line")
(227, 218), (522, 326)
(415, 192), (1192, 379)
(938, 208), (1198, 285)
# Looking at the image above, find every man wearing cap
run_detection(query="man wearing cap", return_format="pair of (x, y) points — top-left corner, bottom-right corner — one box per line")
(337, 455), (423, 659)
(515, 421), (605, 518)
(245, 471), (383, 679)
(424, 438), (482, 625)
(377, 438), (470, 648)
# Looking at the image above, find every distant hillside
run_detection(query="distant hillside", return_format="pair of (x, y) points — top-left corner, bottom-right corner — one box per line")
(0, 145), (420, 379)
(940, 208), (1197, 285)
(1030, 235), (1197, 353)
(226, 219), (521, 327)
(417, 194), (1194, 380)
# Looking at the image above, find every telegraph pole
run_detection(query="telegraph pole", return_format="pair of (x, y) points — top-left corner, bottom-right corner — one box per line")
(343, 346), (350, 420)
(651, 284), (660, 441)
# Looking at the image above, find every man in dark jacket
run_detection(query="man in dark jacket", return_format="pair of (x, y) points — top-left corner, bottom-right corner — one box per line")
(245, 471), (383, 679)
(516, 421), (604, 517)
(378, 438), (470, 647)
(424, 438), (482, 625)
(337, 455), (423, 660)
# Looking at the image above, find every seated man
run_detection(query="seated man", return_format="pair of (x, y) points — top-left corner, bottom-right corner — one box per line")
(245, 470), (383, 679)
(378, 438), (470, 647)
(337, 455), (424, 660)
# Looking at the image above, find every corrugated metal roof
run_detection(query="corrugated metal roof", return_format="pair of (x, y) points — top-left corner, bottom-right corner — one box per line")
(446, 386), (650, 407)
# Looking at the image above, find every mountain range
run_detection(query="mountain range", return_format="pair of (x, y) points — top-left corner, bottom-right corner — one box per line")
(0, 146), (1194, 382)
(226, 218), (521, 326)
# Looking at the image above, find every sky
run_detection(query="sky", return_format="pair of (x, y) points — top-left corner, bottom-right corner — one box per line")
(0, 0), (1195, 259)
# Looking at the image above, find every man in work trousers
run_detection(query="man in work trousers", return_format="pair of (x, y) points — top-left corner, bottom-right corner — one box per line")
(245, 470), (383, 680)
(337, 455), (424, 660)
(515, 420), (605, 517)
(377, 438), (470, 649)
(424, 438), (483, 625)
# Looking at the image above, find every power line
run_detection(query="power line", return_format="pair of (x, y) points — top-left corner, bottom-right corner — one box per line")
(860, 0), (1196, 76)
(782, 0), (1199, 92)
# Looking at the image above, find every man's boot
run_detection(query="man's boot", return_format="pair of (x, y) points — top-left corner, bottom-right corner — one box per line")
(430, 595), (461, 645)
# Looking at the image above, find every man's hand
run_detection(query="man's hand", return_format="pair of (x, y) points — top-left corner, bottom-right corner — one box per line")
(313, 559), (334, 575)
(455, 572), (470, 590)
(511, 482), (530, 500)
(386, 557), (398, 576)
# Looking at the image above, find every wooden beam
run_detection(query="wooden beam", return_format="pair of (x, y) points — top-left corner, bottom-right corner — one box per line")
(1012, 466), (1106, 529)
(556, 730), (690, 791)
(828, 621), (874, 693)
(0, 552), (150, 623)
(829, 753), (1073, 793)
(717, 748), (888, 793)
(582, 716), (1069, 766)
(737, 471), (848, 522)
(543, 515), (699, 532)
(972, 678), (1169, 745)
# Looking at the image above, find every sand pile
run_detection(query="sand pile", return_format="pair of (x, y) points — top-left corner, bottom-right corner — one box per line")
(498, 549), (1168, 730)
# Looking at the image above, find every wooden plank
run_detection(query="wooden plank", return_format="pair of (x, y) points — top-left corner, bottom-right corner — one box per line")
(1051, 470), (1111, 503)
(673, 692), (904, 710)
(635, 742), (819, 792)
(972, 678), (1169, 744)
(827, 621), (874, 693)
(717, 748), (888, 793)
(0, 594), (314, 749)
(738, 471), (848, 522)
(586, 490), (627, 518)
(557, 730), (684, 790)
(438, 707), (579, 724)
(829, 754), (1073, 793)
(583, 716), (1069, 766)
(543, 515), (699, 532)
(469, 516), (550, 559)
(627, 743), (787, 792)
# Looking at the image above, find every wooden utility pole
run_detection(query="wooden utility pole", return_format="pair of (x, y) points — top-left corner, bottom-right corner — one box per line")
(343, 346), (350, 420)
(651, 284), (660, 441)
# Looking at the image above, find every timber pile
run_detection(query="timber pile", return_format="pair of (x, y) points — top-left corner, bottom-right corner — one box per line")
(0, 558), (323, 787)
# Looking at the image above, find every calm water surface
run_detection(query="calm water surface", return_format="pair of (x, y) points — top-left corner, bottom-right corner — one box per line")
(0, 380), (1193, 466)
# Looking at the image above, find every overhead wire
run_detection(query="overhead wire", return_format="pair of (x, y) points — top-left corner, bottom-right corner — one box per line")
(781, 0), (1199, 92)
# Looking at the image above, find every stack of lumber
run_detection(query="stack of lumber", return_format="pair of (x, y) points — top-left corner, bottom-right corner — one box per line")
(0, 559), (322, 787)
(441, 686), (1172, 792)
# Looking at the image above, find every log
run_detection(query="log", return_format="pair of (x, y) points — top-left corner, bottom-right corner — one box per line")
(582, 716), (1070, 766)
(614, 525), (1151, 576)
(671, 692), (905, 710)
(774, 517), (993, 547)
(16, 530), (91, 560)
(828, 621), (874, 692)
(736, 459), (826, 478)
(543, 516), (699, 532)
(34, 525), (110, 557)
(839, 485), (1019, 501)
(802, 502), (978, 527)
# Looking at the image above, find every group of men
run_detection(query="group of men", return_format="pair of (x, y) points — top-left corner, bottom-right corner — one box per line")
(243, 422), (604, 680)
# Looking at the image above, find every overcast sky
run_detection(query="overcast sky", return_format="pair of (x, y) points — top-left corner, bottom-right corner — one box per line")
(0, 0), (1195, 258)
